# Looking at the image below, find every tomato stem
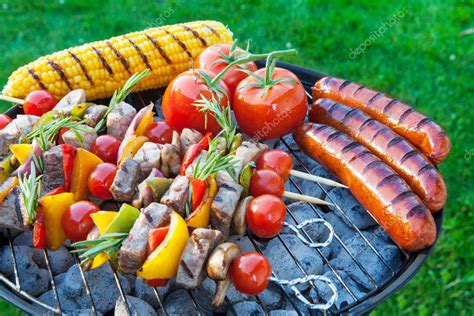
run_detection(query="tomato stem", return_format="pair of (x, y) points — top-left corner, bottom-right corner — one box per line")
(210, 49), (297, 86)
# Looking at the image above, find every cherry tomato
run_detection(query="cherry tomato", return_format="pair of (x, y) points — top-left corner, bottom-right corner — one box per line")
(0, 114), (12, 130)
(256, 149), (293, 181)
(88, 163), (117, 200)
(233, 67), (307, 140)
(162, 69), (230, 134)
(246, 194), (286, 238)
(249, 169), (284, 197)
(62, 201), (100, 242)
(195, 44), (258, 96)
(144, 121), (173, 144)
(91, 135), (121, 164)
(24, 90), (58, 116)
(230, 252), (272, 295)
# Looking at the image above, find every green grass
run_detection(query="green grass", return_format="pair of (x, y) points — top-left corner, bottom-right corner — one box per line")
(0, 0), (472, 314)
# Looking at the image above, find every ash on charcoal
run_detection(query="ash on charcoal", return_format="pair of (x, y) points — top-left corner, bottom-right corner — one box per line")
(200, 277), (250, 306)
(40, 263), (132, 313)
(269, 310), (299, 316)
(320, 211), (358, 258)
(228, 235), (259, 253)
(328, 230), (402, 291)
(161, 289), (199, 316)
(63, 309), (102, 316)
(264, 235), (323, 292)
(309, 270), (368, 310)
(227, 301), (265, 316)
(0, 245), (49, 296)
(324, 187), (377, 230)
(13, 231), (32, 246)
(115, 295), (157, 316)
(283, 202), (333, 258)
(192, 278), (228, 314)
(33, 247), (74, 275)
(134, 278), (171, 309)
(54, 272), (67, 286)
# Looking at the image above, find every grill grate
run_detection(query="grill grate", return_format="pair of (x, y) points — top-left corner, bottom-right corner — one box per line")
(0, 62), (441, 315)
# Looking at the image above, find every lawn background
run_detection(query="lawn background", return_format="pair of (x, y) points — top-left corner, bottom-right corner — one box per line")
(0, 0), (472, 315)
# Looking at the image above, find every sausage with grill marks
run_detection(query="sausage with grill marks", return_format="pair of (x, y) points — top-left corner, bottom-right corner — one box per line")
(312, 77), (451, 164)
(293, 123), (436, 252)
(309, 99), (446, 212)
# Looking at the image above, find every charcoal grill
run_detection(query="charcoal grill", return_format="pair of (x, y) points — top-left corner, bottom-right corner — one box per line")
(0, 62), (442, 315)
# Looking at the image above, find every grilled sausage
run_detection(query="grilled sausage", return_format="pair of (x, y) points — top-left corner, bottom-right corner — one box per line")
(293, 123), (436, 252)
(312, 77), (450, 164)
(310, 99), (447, 212)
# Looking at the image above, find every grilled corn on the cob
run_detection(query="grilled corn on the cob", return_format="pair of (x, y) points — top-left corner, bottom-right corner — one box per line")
(3, 20), (233, 100)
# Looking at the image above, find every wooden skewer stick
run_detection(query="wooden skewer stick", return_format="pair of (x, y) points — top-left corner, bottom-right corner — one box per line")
(289, 169), (348, 188)
(0, 95), (24, 105)
(283, 191), (333, 206)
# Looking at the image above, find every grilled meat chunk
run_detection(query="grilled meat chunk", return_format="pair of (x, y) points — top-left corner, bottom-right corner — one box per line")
(133, 142), (162, 180)
(211, 182), (243, 239)
(41, 146), (65, 195)
(0, 187), (28, 230)
(84, 105), (108, 127)
(118, 203), (172, 273)
(110, 158), (141, 201)
(106, 102), (137, 140)
(176, 228), (224, 288)
(160, 175), (189, 217)
(180, 128), (202, 153)
(61, 125), (98, 150)
(233, 141), (269, 173)
(0, 115), (38, 157)
(54, 89), (86, 115)
(171, 131), (182, 153)
(160, 144), (181, 177)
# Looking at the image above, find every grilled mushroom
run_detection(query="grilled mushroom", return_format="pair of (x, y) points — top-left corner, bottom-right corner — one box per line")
(232, 196), (253, 236)
(206, 242), (241, 307)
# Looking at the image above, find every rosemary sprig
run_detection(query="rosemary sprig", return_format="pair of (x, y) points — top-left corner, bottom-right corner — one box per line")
(95, 69), (150, 133)
(18, 162), (42, 223)
(71, 233), (129, 265)
(192, 136), (239, 182)
(27, 115), (88, 151)
(193, 94), (236, 150)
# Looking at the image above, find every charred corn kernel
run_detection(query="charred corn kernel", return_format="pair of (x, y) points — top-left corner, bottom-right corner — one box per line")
(3, 21), (233, 100)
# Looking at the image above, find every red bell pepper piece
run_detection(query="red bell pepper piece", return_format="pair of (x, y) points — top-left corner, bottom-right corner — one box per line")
(148, 226), (170, 253)
(57, 127), (69, 144)
(61, 144), (76, 192)
(33, 209), (46, 249)
(190, 178), (207, 211)
(179, 132), (213, 175)
(46, 186), (65, 196)
(145, 278), (169, 287)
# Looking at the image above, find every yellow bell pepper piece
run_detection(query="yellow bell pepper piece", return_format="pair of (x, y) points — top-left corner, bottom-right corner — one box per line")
(40, 192), (75, 251)
(135, 110), (154, 136)
(89, 211), (118, 269)
(0, 156), (13, 183)
(9, 144), (32, 165)
(118, 136), (148, 165)
(186, 176), (218, 228)
(137, 212), (189, 279)
(71, 149), (103, 200)
(0, 177), (19, 204)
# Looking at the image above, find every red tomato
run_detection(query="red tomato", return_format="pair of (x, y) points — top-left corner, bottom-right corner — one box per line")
(195, 44), (258, 96)
(256, 149), (293, 181)
(91, 135), (121, 164)
(62, 201), (100, 242)
(88, 163), (117, 200)
(0, 114), (12, 130)
(230, 252), (272, 295)
(144, 121), (173, 144)
(24, 90), (58, 116)
(57, 127), (69, 144)
(233, 67), (308, 140)
(148, 226), (170, 253)
(246, 194), (286, 238)
(162, 69), (230, 134)
(249, 169), (285, 197)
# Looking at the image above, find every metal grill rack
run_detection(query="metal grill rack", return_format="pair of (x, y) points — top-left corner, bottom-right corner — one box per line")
(0, 62), (442, 315)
